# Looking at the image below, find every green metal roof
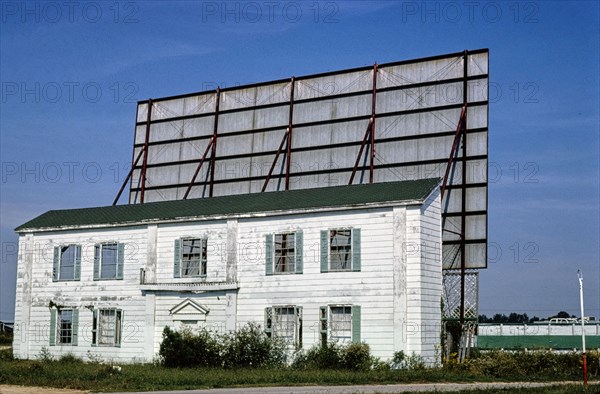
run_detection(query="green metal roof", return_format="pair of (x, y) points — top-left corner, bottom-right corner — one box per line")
(16, 178), (440, 232)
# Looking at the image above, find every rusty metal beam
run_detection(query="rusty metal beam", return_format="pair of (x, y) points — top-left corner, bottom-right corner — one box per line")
(285, 77), (295, 190)
(183, 137), (215, 200)
(261, 129), (290, 193)
(113, 148), (145, 206)
(440, 105), (466, 198)
(209, 88), (221, 197)
(139, 99), (153, 204)
(348, 119), (373, 185)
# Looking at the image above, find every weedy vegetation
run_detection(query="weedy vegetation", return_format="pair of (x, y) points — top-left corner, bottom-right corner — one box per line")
(0, 325), (598, 392)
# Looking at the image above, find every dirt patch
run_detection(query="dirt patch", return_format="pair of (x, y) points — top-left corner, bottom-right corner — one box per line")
(0, 385), (88, 394)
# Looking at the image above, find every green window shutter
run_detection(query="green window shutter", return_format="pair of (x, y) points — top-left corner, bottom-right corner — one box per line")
(264, 307), (273, 336)
(93, 244), (100, 280)
(52, 246), (59, 281)
(352, 228), (361, 272)
(319, 306), (328, 347)
(352, 305), (361, 344)
(295, 231), (303, 274)
(74, 245), (81, 281)
(173, 239), (181, 278)
(49, 309), (56, 346)
(320, 230), (329, 273)
(117, 243), (125, 280)
(71, 309), (79, 346)
(265, 234), (273, 276)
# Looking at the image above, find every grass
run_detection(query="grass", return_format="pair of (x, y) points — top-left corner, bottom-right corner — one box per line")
(0, 347), (598, 393)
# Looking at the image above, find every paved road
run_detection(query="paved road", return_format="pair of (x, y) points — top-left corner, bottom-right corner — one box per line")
(112, 381), (594, 394)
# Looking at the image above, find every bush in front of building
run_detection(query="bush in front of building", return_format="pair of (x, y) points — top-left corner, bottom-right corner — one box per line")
(220, 322), (286, 368)
(159, 323), (286, 368)
(159, 326), (221, 368)
(292, 342), (372, 371)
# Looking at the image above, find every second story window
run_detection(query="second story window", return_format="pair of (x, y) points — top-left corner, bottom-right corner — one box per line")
(320, 228), (361, 273)
(174, 238), (207, 278)
(94, 242), (125, 280)
(52, 244), (81, 281)
(265, 231), (303, 275)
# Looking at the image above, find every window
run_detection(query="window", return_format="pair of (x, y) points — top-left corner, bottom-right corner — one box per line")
(319, 305), (361, 346)
(53, 244), (81, 281)
(329, 306), (352, 342)
(265, 306), (302, 349)
(174, 238), (207, 278)
(329, 230), (351, 271)
(320, 228), (361, 272)
(49, 308), (78, 346)
(93, 309), (123, 346)
(94, 243), (124, 280)
(265, 232), (303, 275)
(275, 233), (295, 273)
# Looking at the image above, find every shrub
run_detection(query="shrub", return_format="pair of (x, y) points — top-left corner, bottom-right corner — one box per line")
(293, 342), (374, 371)
(37, 346), (53, 362)
(220, 323), (286, 368)
(340, 343), (371, 371)
(159, 323), (286, 369)
(159, 326), (220, 368)
(58, 353), (82, 363)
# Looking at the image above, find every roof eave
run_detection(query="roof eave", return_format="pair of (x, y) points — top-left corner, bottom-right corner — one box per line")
(15, 198), (428, 234)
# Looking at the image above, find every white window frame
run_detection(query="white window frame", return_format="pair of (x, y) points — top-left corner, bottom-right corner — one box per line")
(274, 233), (296, 274)
(93, 308), (123, 347)
(57, 309), (74, 345)
(58, 244), (77, 281)
(328, 229), (353, 272)
(328, 305), (352, 343)
(180, 237), (207, 277)
(99, 242), (119, 280)
(265, 305), (302, 349)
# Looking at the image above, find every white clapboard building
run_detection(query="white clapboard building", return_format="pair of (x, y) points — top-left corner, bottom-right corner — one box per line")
(13, 178), (442, 363)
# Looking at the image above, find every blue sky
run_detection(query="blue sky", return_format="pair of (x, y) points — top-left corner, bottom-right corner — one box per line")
(1, 1), (598, 322)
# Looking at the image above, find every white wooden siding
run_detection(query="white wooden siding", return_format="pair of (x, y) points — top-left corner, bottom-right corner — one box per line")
(14, 190), (442, 363)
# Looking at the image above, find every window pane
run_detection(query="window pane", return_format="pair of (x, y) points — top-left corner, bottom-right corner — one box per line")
(330, 306), (352, 342)
(273, 307), (296, 342)
(58, 309), (73, 344)
(274, 233), (295, 273)
(99, 309), (117, 346)
(329, 230), (352, 271)
(59, 245), (76, 280)
(181, 238), (206, 277)
(101, 243), (118, 279)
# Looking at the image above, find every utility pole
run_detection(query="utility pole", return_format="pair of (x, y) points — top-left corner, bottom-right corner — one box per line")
(578, 270), (587, 386)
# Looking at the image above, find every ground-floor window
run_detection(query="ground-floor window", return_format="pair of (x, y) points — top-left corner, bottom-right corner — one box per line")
(93, 309), (123, 346)
(49, 308), (78, 346)
(320, 305), (361, 346)
(265, 306), (302, 349)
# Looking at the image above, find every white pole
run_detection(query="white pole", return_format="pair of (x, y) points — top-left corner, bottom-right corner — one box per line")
(578, 270), (587, 385)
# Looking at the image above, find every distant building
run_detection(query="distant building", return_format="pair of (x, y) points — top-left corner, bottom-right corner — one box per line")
(477, 322), (600, 350)
(13, 179), (443, 363)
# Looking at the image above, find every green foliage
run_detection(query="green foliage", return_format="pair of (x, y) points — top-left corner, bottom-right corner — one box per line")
(220, 322), (286, 368)
(58, 353), (83, 363)
(0, 331), (13, 345)
(37, 346), (54, 362)
(448, 349), (600, 380)
(159, 323), (285, 369)
(0, 347), (13, 361)
(292, 342), (372, 371)
(340, 343), (372, 371)
(390, 350), (426, 370)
